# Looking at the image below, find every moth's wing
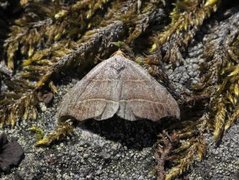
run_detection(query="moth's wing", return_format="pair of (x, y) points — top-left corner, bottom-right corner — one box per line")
(57, 57), (120, 122)
(117, 57), (180, 121)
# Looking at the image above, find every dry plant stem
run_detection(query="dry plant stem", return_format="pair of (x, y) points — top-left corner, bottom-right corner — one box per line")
(204, 11), (239, 143)
(155, 131), (175, 180)
(126, 5), (165, 43)
(152, 0), (219, 63)
(36, 121), (74, 146)
(165, 136), (206, 180)
(225, 105), (239, 131)
(213, 101), (226, 143)
(5, 0), (113, 70)
(155, 114), (207, 180)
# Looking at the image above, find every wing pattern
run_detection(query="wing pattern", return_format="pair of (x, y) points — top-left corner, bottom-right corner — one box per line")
(57, 53), (180, 122)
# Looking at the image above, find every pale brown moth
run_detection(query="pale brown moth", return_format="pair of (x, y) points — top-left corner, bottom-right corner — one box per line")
(57, 51), (180, 123)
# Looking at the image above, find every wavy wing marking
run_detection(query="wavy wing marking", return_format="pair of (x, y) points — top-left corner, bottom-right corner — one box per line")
(57, 53), (180, 122)
(116, 56), (180, 121)
(57, 57), (121, 122)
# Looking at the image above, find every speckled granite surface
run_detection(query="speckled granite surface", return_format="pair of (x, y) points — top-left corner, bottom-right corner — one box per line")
(0, 82), (158, 180)
(0, 78), (238, 180)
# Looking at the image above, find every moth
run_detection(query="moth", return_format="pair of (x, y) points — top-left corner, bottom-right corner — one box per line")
(57, 51), (180, 123)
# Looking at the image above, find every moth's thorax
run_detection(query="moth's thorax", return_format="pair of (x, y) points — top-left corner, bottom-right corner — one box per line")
(110, 57), (126, 74)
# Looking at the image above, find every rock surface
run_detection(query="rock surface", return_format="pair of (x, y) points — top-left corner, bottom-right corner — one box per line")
(0, 79), (239, 180)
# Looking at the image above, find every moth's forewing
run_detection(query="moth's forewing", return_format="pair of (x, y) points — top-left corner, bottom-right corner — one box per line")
(57, 53), (180, 123)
